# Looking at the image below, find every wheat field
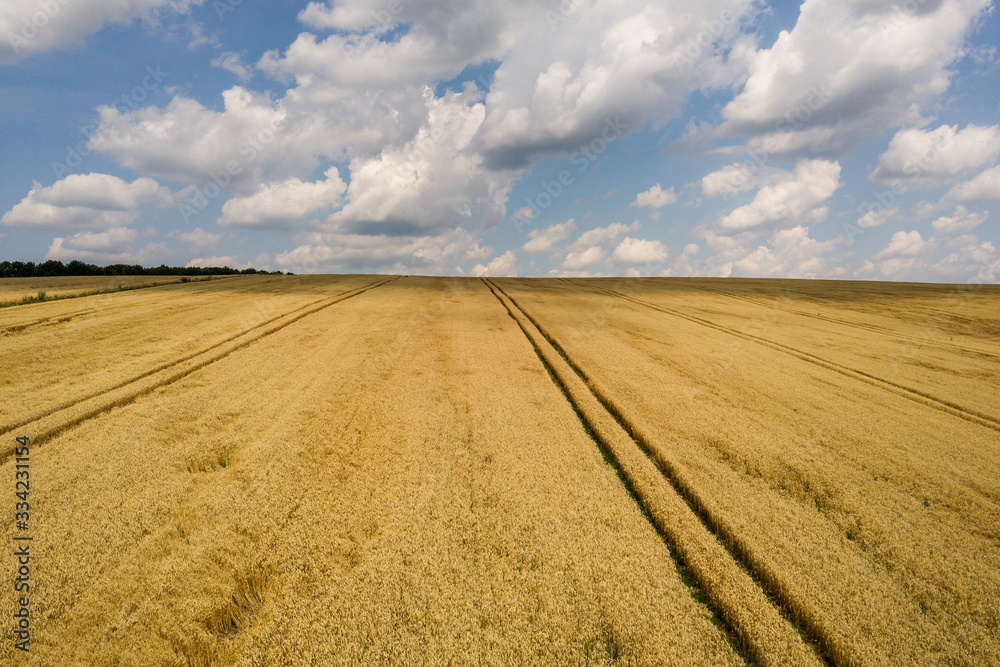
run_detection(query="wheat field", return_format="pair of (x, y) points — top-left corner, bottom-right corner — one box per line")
(1, 275), (998, 666)
(0, 275), (221, 305)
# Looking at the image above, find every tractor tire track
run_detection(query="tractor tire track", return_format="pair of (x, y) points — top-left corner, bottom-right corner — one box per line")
(23, 281), (404, 655)
(564, 279), (1000, 433)
(483, 278), (831, 667)
(0, 278), (384, 435)
(688, 284), (1000, 361)
(1, 307), (96, 335)
(0, 277), (397, 464)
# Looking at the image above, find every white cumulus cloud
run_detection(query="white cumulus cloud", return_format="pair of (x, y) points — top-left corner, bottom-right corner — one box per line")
(475, 0), (759, 169)
(211, 52), (253, 81)
(871, 124), (1000, 187)
(1, 173), (172, 231)
(702, 163), (756, 197)
(931, 206), (988, 234)
(521, 219), (576, 253)
(186, 255), (236, 268)
(630, 184), (677, 209)
(568, 221), (641, 251)
(471, 250), (517, 277)
(45, 228), (168, 265)
(327, 89), (514, 235)
(218, 167), (347, 229)
(562, 246), (605, 271)
(729, 226), (841, 279)
(856, 204), (898, 229)
(719, 159), (841, 231)
(275, 227), (496, 275)
(945, 165), (1000, 203)
(1, 0), (205, 61)
(170, 227), (222, 249)
(721, 0), (991, 154)
(611, 237), (668, 265)
(875, 230), (930, 259)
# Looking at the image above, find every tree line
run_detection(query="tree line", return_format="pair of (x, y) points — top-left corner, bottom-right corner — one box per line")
(0, 260), (285, 278)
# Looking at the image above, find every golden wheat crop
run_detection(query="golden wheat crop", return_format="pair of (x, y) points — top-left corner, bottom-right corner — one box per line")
(496, 276), (1000, 666)
(1, 275), (997, 666)
(0, 275), (220, 304)
(0, 274), (377, 436)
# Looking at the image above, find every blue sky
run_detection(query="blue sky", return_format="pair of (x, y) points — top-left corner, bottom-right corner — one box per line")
(1, 0), (998, 281)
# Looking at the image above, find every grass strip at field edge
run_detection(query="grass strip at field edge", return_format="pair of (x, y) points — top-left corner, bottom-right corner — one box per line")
(0, 275), (229, 310)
